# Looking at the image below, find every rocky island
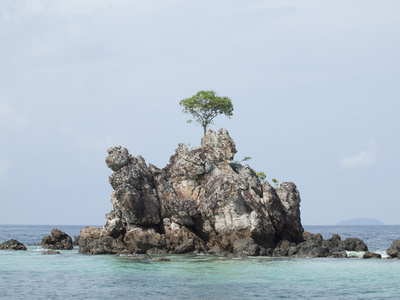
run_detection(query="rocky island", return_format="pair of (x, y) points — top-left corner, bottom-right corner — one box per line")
(78, 129), (370, 258)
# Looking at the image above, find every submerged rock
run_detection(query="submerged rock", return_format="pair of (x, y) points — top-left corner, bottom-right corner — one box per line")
(363, 251), (381, 259)
(42, 250), (60, 255)
(150, 257), (171, 262)
(41, 229), (73, 250)
(0, 239), (27, 250)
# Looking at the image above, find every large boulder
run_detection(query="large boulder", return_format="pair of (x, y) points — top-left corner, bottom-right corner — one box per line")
(343, 238), (368, 252)
(386, 239), (400, 258)
(78, 226), (125, 255)
(79, 128), (305, 255)
(41, 229), (73, 250)
(0, 239), (27, 250)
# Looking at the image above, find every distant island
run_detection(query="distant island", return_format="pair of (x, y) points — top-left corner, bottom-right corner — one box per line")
(337, 218), (384, 225)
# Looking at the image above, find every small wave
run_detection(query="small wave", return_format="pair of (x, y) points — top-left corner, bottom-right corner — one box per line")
(30, 248), (45, 252)
(376, 251), (389, 259)
(346, 250), (390, 259)
(346, 251), (364, 258)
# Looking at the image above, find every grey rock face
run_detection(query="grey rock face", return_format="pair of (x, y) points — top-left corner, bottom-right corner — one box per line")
(41, 229), (73, 250)
(106, 146), (161, 227)
(79, 128), (305, 255)
(386, 239), (400, 258)
(0, 239), (27, 250)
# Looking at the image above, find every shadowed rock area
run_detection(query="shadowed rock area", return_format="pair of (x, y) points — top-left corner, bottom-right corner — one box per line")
(0, 239), (27, 250)
(78, 129), (364, 257)
(386, 240), (400, 258)
(41, 229), (73, 250)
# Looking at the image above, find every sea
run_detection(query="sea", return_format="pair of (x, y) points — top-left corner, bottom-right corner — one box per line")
(1, 225), (399, 299)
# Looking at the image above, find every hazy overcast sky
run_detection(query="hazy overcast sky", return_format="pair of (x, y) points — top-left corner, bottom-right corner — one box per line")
(1, 0), (399, 225)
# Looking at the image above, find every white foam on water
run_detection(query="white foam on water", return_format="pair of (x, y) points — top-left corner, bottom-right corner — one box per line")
(377, 251), (389, 259)
(346, 251), (364, 258)
(30, 248), (44, 252)
(346, 250), (391, 259)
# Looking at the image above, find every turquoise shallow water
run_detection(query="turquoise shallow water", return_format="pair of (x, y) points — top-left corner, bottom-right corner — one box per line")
(1, 225), (400, 299)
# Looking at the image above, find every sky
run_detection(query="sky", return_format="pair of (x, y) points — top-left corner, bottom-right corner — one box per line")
(1, 0), (399, 225)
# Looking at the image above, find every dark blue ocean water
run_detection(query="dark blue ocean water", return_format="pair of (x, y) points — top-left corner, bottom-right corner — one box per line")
(1, 225), (400, 299)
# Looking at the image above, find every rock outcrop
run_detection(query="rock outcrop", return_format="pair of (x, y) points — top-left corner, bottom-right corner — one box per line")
(0, 239), (27, 250)
(79, 129), (305, 256)
(342, 237), (368, 252)
(386, 240), (400, 258)
(41, 229), (73, 250)
(271, 232), (370, 258)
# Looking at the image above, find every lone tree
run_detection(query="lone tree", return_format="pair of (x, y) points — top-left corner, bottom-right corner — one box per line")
(179, 90), (233, 135)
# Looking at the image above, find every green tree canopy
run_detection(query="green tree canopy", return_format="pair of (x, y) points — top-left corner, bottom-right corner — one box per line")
(179, 90), (233, 135)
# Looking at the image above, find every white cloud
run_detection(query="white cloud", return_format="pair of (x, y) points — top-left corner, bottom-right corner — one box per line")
(340, 139), (378, 170)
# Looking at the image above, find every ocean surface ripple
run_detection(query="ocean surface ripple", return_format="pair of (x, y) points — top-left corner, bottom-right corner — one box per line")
(1, 225), (399, 299)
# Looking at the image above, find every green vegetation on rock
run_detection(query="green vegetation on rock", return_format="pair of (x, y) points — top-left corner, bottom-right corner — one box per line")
(179, 90), (233, 135)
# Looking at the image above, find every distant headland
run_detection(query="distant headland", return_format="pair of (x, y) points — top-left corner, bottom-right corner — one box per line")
(337, 218), (385, 225)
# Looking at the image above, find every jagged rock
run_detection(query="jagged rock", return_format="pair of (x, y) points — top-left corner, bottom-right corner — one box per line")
(41, 229), (73, 250)
(302, 231), (324, 244)
(363, 251), (381, 259)
(272, 240), (296, 257)
(106, 146), (160, 226)
(322, 234), (346, 249)
(174, 238), (195, 254)
(73, 235), (80, 246)
(123, 226), (165, 254)
(78, 226), (125, 254)
(0, 239), (27, 250)
(79, 129), (306, 255)
(386, 240), (400, 258)
(281, 232), (348, 258)
(329, 248), (348, 258)
(42, 250), (60, 255)
(343, 238), (368, 252)
(233, 237), (260, 256)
